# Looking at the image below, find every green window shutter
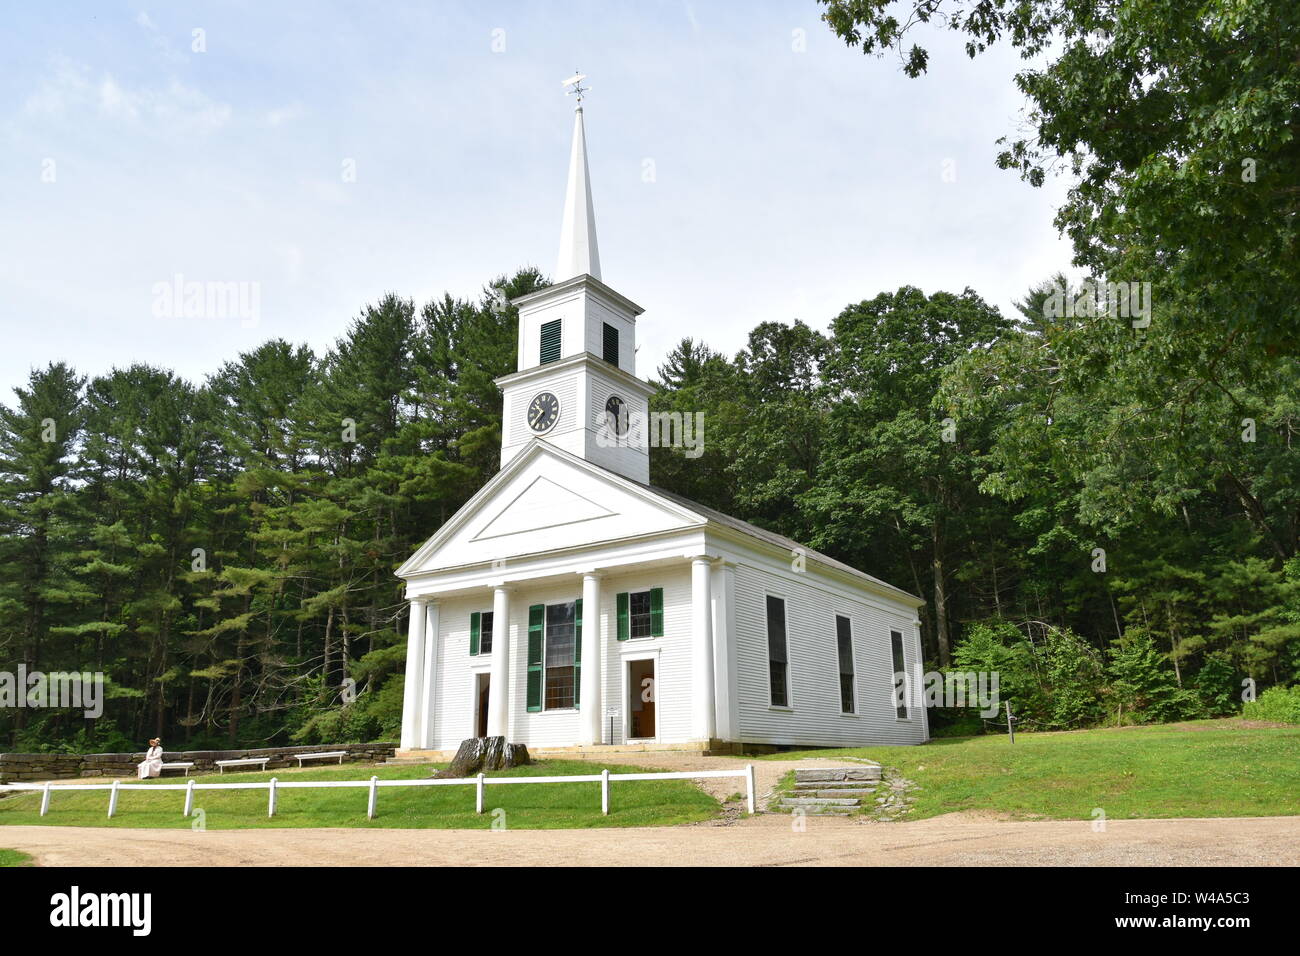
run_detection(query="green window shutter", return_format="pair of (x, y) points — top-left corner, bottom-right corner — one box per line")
(574, 598), (583, 708)
(602, 322), (619, 365)
(650, 587), (664, 637)
(469, 611), (481, 656)
(526, 604), (544, 712)
(539, 319), (562, 364)
(616, 592), (630, 641)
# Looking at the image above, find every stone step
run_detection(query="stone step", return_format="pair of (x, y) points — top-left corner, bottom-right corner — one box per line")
(794, 788), (876, 799)
(793, 780), (876, 790)
(794, 768), (881, 783)
(779, 796), (862, 807)
(778, 802), (858, 815)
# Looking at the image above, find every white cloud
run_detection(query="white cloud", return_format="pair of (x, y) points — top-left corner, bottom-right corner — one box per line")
(20, 58), (230, 134)
(265, 105), (304, 127)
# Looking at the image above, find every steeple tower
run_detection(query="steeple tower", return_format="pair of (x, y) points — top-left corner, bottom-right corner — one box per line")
(495, 77), (655, 482)
(555, 106), (601, 283)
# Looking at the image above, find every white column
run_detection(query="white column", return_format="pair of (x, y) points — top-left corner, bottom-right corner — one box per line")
(579, 572), (603, 745)
(419, 602), (439, 748)
(711, 561), (737, 742)
(487, 586), (511, 737)
(400, 598), (427, 750)
(691, 557), (716, 741)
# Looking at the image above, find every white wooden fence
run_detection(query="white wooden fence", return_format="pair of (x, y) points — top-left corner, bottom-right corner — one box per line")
(5, 765), (757, 820)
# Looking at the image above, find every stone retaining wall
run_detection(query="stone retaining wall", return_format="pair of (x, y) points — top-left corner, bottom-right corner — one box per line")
(0, 742), (397, 783)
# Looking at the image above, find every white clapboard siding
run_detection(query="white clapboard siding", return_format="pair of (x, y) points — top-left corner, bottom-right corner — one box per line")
(598, 566), (694, 745)
(429, 568), (698, 751)
(431, 595), (488, 748)
(732, 556), (927, 748)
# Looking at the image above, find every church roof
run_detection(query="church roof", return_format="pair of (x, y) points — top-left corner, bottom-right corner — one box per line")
(631, 479), (921, 605)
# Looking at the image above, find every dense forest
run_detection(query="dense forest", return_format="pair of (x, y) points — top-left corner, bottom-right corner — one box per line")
(2, 0), (1297, 749)
(1, 267), (1296, 750)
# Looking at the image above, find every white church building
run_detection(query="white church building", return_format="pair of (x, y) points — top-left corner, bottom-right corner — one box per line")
(396, 94), (928, 755)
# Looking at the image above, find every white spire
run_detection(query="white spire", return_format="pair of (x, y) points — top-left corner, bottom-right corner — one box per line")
(555, 105), (601, 282)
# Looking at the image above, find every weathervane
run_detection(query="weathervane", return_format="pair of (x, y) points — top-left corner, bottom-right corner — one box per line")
(562, 70), (590, 105)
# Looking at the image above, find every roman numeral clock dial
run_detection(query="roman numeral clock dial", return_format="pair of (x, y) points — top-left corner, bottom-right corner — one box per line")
(527, 391), (560, 433)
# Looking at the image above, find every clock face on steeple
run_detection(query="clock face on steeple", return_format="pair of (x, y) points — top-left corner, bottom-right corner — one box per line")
(527, 391), (560, 433)
(605, 395), (628, 435)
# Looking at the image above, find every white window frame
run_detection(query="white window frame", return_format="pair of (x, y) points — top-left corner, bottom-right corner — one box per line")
(541, 600), (579, 713)
(889, 628), (911, 720)
(835, 614), (857, 716)
(764, 594), (792, 711)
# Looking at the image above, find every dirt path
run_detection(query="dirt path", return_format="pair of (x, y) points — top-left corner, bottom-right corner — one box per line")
(5, 814), (1298, 867)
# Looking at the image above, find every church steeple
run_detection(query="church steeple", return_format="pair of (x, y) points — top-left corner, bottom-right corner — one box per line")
(495, 75), (655, 483)
(556, 106), (601, 283)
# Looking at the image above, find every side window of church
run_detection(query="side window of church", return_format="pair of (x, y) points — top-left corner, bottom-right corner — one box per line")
(616, 588), (663, 640)
(469, 611), (494, 655)
(543, 602), (577, 710)
(540, 318), (562, 364)
(890, 629), (908, 719)
(602, 322), (619, 365)
(766, 595), (789, 707)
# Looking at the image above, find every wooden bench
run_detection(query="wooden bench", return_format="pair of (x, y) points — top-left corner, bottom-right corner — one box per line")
(294, 751), (348, 768)
(214, 757), (271, 775)
(160, 762), (196, 777)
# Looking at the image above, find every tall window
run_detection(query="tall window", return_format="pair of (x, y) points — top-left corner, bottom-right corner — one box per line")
(544, 602), (577, 710)
(539, 318), (562, 364)
(766, 595), (789, 707)
(836, 615), (855, 714)
(890, 629), (908, 718)
(602, 322), (619, 365)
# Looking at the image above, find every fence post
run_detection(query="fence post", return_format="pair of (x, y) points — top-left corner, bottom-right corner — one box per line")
(268, 777), (278, 818)
(367, 776), (378, 820)
(745, 764), (756, 815)
(183, 779), (195, 817)
(40, 781), (51, 817)
(476, 773), (485, 814)
(107, 779), (120, 819)
(601, 768), (610, 816)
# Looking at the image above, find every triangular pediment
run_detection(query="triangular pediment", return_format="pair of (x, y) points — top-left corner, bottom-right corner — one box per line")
(397, 440), (704, 577)
(472, 476), (614, 540)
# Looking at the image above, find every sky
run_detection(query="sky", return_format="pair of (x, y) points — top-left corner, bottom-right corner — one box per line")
(0, 0), (1078, 402)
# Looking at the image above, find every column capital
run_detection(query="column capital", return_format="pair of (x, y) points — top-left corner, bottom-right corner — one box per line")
(490, 582), (515, 593)
(409, 595), (435, 607)
(689, 554), (719, 567)
(577, 568), (604, 580)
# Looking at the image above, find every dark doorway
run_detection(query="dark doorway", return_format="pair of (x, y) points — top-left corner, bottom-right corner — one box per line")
(476, 673), (491, 738)
(628, 659), (656, 739)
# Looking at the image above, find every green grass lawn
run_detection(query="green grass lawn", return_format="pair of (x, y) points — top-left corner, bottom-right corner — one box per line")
(0, 848), (33, 866)
(0, 760), (721, 830)
(765, 719), (1300, 821)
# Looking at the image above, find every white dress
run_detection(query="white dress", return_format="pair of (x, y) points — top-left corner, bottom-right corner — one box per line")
(137, 746), (163, 780)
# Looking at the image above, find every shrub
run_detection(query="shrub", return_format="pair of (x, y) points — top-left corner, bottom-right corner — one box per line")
(1243, 685), (1300, 724)
(1042, 627), (1107, 728)
(1191, 652), (1238, 717)
(1106, 630), (1197, 724)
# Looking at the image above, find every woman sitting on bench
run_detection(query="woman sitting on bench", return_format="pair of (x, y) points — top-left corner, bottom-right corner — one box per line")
(137, 739), (164, 780)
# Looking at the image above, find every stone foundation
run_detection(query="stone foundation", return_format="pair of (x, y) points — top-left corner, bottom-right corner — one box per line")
(0, 742), (397, 783)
